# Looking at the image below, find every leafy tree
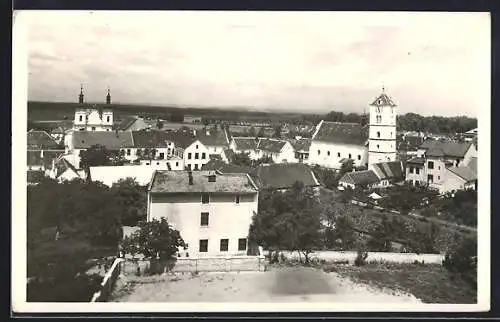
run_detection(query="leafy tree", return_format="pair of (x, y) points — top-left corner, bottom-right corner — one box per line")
(339, 159), (354, 176)
(121, 218), (186, 259)
(273, 125), (283, 139)
(111, 178), (147, 226)
(443, 235), (477, 287)
(232, 152), (253, 167)
(257, 127), (265, 137)
(406, 222), (440, 254)
(80, 144), (126, 169)
(248, 126), (256, 137)
(156, 119), (164, 130)
(249, 182), (322, 263)
(367, 215), (393, 252)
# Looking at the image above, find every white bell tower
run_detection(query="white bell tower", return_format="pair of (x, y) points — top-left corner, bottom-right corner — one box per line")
(368, 86), (397, 167)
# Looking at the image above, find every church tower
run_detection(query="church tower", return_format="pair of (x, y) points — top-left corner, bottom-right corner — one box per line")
(78, 84), (85, 104)
(106, 87), (111, 105)
(368, 87), (397, 167)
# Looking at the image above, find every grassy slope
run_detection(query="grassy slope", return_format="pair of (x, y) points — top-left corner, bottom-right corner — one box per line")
(324, 263), (476, 304)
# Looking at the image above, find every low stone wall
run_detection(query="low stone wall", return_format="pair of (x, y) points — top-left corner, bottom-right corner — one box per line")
(121, 255), (266, 275)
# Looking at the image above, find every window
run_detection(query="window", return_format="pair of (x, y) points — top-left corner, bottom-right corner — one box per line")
(348, 153), (352, 159)
(357, 155), (361, 160)
(415, 180), (420, 186)
(428, 161), (434, 169)
(317, 150), (320, 155)
(409, 167), (414, 174)
(438, 176), (441, 180)
(146, 162), (150, 165)
(427, 174), (434, 183)
(194, 164), (199, 170)
(238, 238), (247, 251)
(188, 153), (192, 160)
(220, 239), (229, 252)
(201, 193), (210, 204)
(156, 162), (160, 165)
(377, 131), (381, 138)
(176, 162), (179, 167)
(196, 145), (199, 149)
(377, 144), (380, 150)
(376, 115), (381, 123)
(200, 212), (209, 226)
(91, 127), (96, 131)
(107, 116), (110, 123)
(416, 168), (420, 175)
(235, 195), (240, 204)
(199, 239), (208, 252)
(168, 148), (171, 154)
(159, 152), (164, 159)
(327, 151), (330, 156)
(126, 149), (131, 156)
(195, 153), (199, 159)
(187, 164), (192, 170)
(337, 152), (341, 158)
(202, 153), (206, 159)
(79, 115), (83, 122)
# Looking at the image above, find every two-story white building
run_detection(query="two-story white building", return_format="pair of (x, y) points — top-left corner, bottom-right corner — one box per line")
(196, 128), (231, 159)
(147, 170), (259, 257)
(405, 141), (477, 193)
(230, 137), (261, 160)
(257, 138), (296, 163)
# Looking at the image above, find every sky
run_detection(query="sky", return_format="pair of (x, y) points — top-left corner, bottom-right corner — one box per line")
(20, 11), (490, 117)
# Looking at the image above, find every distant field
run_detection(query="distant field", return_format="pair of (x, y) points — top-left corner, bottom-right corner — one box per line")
(28, 101), (317, 122)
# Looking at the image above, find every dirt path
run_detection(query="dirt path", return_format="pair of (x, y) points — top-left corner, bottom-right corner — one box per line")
(111, 266), (421, 303)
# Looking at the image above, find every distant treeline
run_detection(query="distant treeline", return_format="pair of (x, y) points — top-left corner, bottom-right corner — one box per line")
(324, 111), (477, 134)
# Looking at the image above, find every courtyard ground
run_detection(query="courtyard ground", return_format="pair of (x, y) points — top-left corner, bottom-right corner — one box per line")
(110, 266), (421, 303)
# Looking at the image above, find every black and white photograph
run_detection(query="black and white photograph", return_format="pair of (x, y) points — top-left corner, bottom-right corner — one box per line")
(12, 10), (490, 313)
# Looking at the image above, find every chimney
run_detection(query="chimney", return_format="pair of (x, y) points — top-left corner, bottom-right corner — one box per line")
(188, 170), (193, 185)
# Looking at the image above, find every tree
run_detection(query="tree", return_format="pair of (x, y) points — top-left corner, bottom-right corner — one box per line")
(249, 182), (322, 263)
(249, 127), (256, 137)
(273, 125), (283, 139)
(443, 236), (477, 287)
(232, 152), (253, 167)
(156, 119), (164, 130)
(111, 178), (147, 226)
(121, 218), (186, 259)
(79, 144), (112, 169)
(257, 127), (265, 137)
(366, 216), (393, 252)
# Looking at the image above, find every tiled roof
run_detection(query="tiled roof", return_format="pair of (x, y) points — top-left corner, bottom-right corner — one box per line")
(406, 157), (425, 165)
(131, 130), (173, 148)
(196, 129), (229, 147)
(53, 156), (80, 179)
(370, 92), (397, 107)
(202, 159), (252, 174)
(249, 163), (319, 190)
(257, 138), (287, 153)
(27, 150), (64, 167)
(371, 161), (404, 181)
(233, 137), (259, 151)
(89, 165), (156, 187)
(420, 141), (472, 158)
(149, 170), (258, 193)
(291, 139), (311, 152)
(448, 165), (477, 183)
(312, 121), (368, 145)
(115, 117), (138, 131)
(467, 157), (477, 173)
(339, 170), (380, 186)
(72, 131), (134, 150)
(27, 130), (62, 150)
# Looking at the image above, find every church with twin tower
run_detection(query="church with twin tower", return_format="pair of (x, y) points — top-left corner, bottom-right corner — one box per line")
(73, 85), (114, 132)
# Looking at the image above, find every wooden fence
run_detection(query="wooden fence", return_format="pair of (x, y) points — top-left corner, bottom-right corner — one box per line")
(90, 257), (124, 302)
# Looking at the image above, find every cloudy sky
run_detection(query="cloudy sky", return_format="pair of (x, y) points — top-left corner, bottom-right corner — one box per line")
(21, 11), (489, 117)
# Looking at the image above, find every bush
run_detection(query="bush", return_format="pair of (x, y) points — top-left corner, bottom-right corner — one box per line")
(443, 236), (477, 287)
(354, 250), (368, 266)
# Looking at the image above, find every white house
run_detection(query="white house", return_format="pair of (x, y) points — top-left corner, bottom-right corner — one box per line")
(147, 170), (259, 257)
(139, 156), (184, 170)
(27, 130), (65, 172)
(442, 162), (477, 194)
(230, 137), (261, 160)
(308, 120), (368, 170)
(73, 86), (114, 132)
(406, 141), (476, 192)
(338, 170), (380, 190)
(256, 138), (297, 163)
(196, 128), (231, 158)
(48, 155), (84, 182)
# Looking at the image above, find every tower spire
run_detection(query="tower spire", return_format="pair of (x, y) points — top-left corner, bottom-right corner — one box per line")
(78, 84), (85, 104)
(106, 86), (111, 105)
